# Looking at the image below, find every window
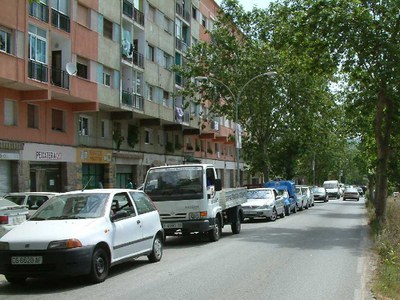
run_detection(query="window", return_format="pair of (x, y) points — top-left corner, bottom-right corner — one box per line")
(145, 129), (152, 144)
(135, 72), (142, 95)
(103, 67), (111, 87)
(103, 18), (113, 39)
(163, 90), (170, 107)
(101, 119), (109, 138)
(4, 99), (17, 126)
(201, 14), (207, 27)
(28, 24), (47, 64)
(148, 84), (154, 101)
(51, 0), (70, 32)
(112, 193), (136, 217)
(76, 56), (88, 79)
(52, 109), (65, 132)
(130, 192), (156, 214)
(0, 27), (11, 54)
(77, 4), (89, 28)
(27, 104), (39, 129)
(79, 115), (90, 136)
(29, 0), (49, 22)
(164, 16), (173, 34)
(192, 7), (198, 20)
(147, 44), (154, 62)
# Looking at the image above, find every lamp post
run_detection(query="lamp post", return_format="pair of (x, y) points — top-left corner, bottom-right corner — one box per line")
(196, 71), (277, 187)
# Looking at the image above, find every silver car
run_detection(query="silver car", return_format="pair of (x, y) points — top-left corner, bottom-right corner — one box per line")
(242, 188), (285, 221)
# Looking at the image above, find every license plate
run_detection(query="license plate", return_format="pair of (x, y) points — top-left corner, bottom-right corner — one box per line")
(163, 222), (182, 229)
(11, 256), (43, 265)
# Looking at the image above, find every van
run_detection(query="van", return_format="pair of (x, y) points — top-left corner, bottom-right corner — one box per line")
(323, 180), (340, 199)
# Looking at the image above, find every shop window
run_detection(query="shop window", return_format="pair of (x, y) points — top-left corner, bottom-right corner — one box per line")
(52, 108), (65, 132)
(27, 104), (39, 129)
(4, 99), (17, 126)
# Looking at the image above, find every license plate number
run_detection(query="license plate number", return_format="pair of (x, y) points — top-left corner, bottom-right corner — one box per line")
(11, 256), (43, 265)
(163, 222), (182, 229)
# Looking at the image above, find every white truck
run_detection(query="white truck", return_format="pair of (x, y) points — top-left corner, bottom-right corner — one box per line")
(143, 164), (246, 242)
(323, 180), (341, 199)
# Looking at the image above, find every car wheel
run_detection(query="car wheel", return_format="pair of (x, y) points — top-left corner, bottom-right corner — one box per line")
(148, 234), (163, 262)
(269, 208), (277, 221)
(5, 275), (26, 284)
(209, 217), (221, 242)
(292, 204), (297, 214)
(88, 247), (109, 284)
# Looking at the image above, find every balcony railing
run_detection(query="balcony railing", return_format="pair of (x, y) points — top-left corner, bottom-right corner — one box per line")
(122, 90), (144, 110)
(28, 60), (48, 83)
(123, 0), (133, 18)
(122, 49), (144, 69)
(51, 9), (70, 33)
(51, 67), (69, 89)
(29, 2), (49, 23)
(134, 8), (144, 26)
(175, 37), (188, 53)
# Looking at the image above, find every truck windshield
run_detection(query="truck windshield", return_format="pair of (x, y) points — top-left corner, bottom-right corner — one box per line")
(144, 167), (204, 201)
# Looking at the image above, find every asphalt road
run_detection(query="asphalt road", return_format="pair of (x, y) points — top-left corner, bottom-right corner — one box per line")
(0, 197), (372, 300)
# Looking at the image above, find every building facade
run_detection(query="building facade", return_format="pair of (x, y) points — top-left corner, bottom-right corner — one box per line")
(0, 0), (250, 194)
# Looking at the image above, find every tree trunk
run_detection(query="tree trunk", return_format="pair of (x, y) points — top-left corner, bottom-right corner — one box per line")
(374, 90), (393, 221)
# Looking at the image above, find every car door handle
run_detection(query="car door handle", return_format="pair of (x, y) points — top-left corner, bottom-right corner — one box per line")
(137, 220), (141, 224)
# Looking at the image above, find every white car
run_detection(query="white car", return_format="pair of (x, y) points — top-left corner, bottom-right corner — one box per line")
(0, 199), (29, 238)
(0, 189), (164, 284)
(3, 192), (59, 215)
(242, 188), (285, 221)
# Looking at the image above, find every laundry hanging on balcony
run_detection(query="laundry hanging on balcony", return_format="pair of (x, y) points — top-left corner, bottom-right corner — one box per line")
(175, 107), (184, 124)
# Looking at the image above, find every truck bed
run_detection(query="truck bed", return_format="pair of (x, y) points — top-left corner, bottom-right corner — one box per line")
(218, 188), (247, 210)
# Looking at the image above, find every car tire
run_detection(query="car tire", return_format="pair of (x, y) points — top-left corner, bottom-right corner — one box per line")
(279, 207), (285, 218)
(88, 247), (109, 284)
(292, 204), (297, 214)
(285, 205), (291, 216)
(209, 217), (221, 242)
(148, 234), (163, 262)
(269, 208), (277, 221)
(5, 275), (26, 284)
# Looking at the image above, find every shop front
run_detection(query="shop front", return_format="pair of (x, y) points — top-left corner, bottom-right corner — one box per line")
(0, 140), (22, 194)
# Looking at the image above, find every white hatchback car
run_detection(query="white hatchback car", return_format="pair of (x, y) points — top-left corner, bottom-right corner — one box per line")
(0, 189), (164, 284)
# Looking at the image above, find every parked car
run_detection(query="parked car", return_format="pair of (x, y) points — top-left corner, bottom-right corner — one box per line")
(312, 187), (329, 202)
(299, 186), (314, 208)
(0, 189), (164, 284)
(3, 192), (58, 214)
(243, 188), (285, 221)
(295, 186), (308, 211)
(343, 187), (360, 201)
(264, 180), (297, 215)
(0, 198), (29, 238)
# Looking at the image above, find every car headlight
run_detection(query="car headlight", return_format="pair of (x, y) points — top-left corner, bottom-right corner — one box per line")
(189, 211), (207, 220)
(48, 239), (82, 250)
(0, 242), (9, 251)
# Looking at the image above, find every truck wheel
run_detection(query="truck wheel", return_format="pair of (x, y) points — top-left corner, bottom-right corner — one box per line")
(209, 217), (221, 242)
(231, 210), (241, 234)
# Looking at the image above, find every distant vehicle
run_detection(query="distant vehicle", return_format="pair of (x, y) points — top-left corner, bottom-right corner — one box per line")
(357, 187), (364, 197)
(0, 189), (164, 284)
(343, 187), (360, 201)
(312, 187), (328, 202)
(323, 180), (341, 199)
(264, 180), (297, 215)
(3, 192), (58, 214)
(0, 199), (29, 238)
(299, 185), (314, 207)
(243, 188), (285, 221)
(295, 186), (308, 211)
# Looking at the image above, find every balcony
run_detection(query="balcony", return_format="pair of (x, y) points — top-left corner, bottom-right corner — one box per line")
(122, 90), (144, 110)
(122, 49), (144, 69)
(51, 67), (69, 89)
(175, 38), (188, 53)
(28, 60), (48, 83)
(176, 4), (190, 22)
(51, 9), (70, 33)
(134, 8), (144, 26)
(29, 2), (49, 23)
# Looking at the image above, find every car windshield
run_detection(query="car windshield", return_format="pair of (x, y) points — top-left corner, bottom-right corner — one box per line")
(295, 187), (302, 194)
(4, 195), (25, 205)
(247, 190), (273, 200)
(144, 166), (204, 201)
(324, 183), (337, 189)
(312, 187), (325, 193)
(30, 193), (109, 220)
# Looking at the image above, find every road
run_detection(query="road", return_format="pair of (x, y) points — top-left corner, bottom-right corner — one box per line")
(0, 197), (372, 300)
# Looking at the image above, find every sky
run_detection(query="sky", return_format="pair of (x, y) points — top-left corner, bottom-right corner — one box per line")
(215, 0), (275, 11)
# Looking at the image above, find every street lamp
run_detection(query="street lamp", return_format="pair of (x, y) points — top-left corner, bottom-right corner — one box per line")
(195, 71), (277, 187)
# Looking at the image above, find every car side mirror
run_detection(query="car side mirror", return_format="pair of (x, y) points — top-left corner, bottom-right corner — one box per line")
(214, 179), (222, 191)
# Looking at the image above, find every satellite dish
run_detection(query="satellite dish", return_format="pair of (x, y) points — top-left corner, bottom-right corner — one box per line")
(66, 62), (77, 75)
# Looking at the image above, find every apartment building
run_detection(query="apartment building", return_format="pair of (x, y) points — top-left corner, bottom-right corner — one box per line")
(0, 0), (242, 194)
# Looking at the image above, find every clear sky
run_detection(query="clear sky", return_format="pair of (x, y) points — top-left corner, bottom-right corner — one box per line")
(215, 0), (274, 11)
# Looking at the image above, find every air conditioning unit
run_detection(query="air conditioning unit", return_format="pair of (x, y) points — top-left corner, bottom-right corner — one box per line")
(211, 120), (219, 130)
